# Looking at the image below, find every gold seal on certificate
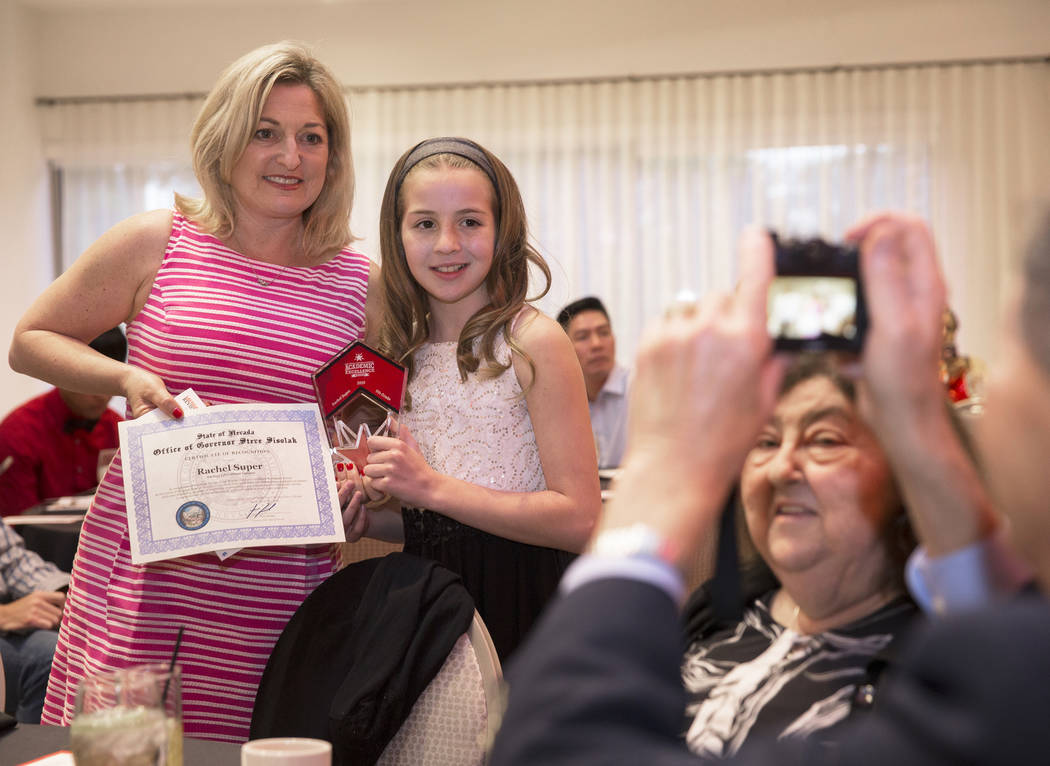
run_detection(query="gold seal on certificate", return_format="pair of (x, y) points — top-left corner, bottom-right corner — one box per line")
(118, 400), (344, 564)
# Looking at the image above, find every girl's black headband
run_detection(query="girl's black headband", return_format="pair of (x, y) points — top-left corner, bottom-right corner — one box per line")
(394, 137), (500, 204)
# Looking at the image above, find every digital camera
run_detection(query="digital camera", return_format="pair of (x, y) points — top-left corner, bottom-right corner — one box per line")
(767, 232), (867, 353)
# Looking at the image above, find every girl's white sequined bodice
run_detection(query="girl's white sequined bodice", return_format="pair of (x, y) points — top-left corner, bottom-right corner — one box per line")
(400, 340), (546, 493)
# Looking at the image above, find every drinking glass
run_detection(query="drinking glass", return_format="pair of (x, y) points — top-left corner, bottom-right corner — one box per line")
(70, 663), (183, 766)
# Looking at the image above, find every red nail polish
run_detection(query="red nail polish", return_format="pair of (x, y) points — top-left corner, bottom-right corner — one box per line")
(173, 407), (184, 419)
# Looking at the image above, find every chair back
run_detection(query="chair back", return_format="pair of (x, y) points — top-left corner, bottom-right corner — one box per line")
(250, 554), (477, 765)
(377, 610), (504, 765)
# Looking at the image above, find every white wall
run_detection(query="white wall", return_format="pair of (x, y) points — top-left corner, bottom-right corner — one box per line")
(2, 0), (51, 408)
(29, 0), (1050, 96)
(3, 0), (1047, 407)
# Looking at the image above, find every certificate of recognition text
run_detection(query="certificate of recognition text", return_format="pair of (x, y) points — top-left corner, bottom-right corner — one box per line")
(119, 402), (344, 563)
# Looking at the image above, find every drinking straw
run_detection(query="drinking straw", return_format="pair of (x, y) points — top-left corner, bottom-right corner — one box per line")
(162, 625), (184, 705)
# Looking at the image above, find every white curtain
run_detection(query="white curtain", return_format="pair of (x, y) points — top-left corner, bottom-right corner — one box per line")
(38, 60), (1050, 364)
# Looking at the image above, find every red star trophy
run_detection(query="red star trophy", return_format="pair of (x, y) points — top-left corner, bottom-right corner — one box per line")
(312, 342), (407, 486)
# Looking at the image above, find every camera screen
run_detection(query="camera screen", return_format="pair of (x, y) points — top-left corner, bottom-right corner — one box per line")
(767, 276), (859, 341)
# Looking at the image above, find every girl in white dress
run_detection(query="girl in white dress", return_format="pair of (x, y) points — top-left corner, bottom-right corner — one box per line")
(347, 137), (601, 659)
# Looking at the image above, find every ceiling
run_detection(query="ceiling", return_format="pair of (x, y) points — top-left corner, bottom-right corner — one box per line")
(19, 0), (373, 8)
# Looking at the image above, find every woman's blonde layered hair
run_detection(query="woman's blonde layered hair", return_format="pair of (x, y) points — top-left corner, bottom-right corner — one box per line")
(175, 41), (354, 260)
(377, 139), (552, 393)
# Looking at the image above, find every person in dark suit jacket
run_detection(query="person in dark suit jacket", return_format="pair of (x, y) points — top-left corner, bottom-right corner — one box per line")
(489, 212), (1050, 765)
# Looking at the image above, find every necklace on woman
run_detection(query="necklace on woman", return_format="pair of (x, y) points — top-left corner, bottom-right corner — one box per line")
(228, 232), (295, 286)
(777, 590), (803, 633)
(245, 259), (289, 287)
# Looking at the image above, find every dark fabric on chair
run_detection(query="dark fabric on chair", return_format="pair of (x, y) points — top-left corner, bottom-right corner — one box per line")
(250, 552), (475, 766)
(709, 485), (744, 625)
(682, 558), (779, 644)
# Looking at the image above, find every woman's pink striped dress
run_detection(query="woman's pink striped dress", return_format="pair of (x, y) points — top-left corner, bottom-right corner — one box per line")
(41, 212), (370, 742)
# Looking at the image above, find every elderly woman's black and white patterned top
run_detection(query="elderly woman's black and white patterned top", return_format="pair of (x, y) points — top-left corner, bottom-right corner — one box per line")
(681, 591), (919, 759)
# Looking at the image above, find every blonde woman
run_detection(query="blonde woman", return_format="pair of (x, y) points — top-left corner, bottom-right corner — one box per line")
(10, 41), (379, 741)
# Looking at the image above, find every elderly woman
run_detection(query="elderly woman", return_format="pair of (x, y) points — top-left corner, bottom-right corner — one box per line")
(487, 219), (1010, 766)
(680, 356), (920, 758)
(9, 41), (379, 741)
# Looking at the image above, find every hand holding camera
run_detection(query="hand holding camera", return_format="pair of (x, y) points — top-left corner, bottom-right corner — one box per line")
(606, 229), (786, 564)
(767, 217), (948, 427)
(844, 213), (948, 424)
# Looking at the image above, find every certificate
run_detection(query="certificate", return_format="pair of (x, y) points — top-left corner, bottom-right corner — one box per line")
(119, 402), (344, 564)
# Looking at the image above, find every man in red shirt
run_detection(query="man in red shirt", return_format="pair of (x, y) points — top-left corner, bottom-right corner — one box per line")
(0, 328), (126, 516)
